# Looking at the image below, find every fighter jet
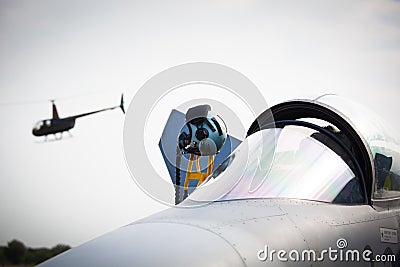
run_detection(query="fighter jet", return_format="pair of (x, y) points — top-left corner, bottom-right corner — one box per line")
(38, 95), (400, 266)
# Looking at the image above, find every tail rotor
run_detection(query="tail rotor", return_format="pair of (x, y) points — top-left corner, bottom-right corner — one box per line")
(120, 94), (125, 114)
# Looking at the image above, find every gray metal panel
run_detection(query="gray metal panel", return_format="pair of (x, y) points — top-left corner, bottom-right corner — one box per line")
(37, 222), (245, 267)
(38, 199), (400, 266)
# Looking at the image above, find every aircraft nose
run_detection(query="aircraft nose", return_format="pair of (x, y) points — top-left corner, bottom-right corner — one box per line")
(38, 222), (246, 267)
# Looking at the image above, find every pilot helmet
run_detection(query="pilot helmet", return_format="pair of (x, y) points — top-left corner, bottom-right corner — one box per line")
(178, 105), (227, 156)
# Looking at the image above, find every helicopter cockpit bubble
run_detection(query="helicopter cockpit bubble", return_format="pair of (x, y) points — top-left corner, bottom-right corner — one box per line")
(33, 121), (44, 130)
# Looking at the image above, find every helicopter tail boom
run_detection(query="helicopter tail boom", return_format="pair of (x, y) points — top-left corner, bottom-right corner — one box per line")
(65, 93), (125, 120)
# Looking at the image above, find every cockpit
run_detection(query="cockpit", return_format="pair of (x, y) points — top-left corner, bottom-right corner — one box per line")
(184, 95), (400, 206)
(186, 123), (365, 204)
(33, 120), (44, 130)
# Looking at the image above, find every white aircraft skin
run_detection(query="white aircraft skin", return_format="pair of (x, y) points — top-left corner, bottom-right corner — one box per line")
(37, 199), (399, 267)
(38, 96), (400, 267)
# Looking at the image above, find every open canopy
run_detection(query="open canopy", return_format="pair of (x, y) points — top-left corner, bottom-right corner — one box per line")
(187, 125), (363, 204)
(184, 95), (400, 205)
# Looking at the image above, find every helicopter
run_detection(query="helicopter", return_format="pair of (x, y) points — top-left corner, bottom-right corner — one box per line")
(32, 94), (125, 139)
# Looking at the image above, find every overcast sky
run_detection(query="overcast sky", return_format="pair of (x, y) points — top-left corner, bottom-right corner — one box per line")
(1, 0), (399, 247)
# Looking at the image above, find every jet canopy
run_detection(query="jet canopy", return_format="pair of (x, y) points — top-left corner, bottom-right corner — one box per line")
(316, 95), (400, 201)
(184, 95), (400, 205)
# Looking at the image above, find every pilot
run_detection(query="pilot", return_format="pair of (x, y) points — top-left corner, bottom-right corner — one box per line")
(375, 153), (400, 195)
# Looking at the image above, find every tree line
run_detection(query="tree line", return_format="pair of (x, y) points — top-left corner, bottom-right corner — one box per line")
(0, 239), (70, 266)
